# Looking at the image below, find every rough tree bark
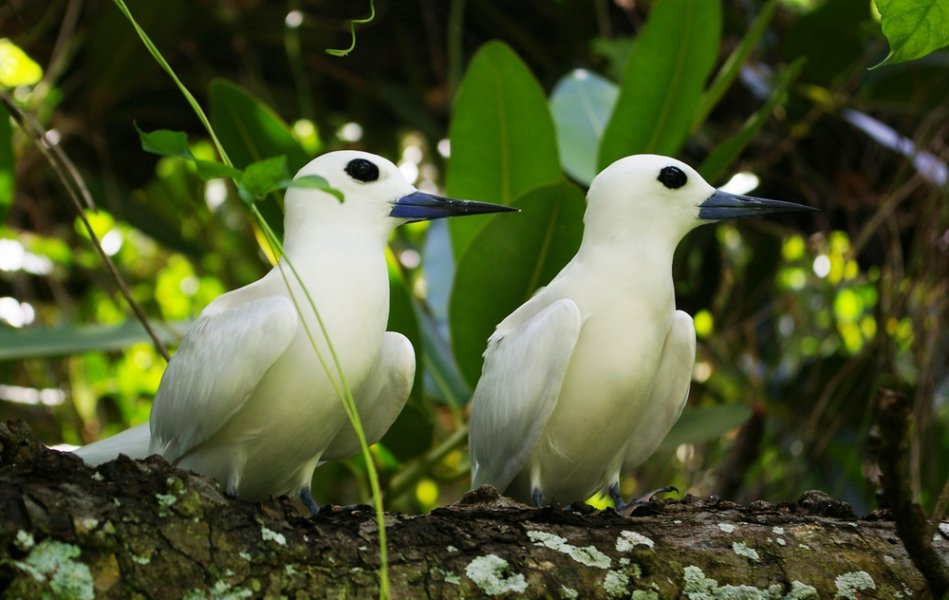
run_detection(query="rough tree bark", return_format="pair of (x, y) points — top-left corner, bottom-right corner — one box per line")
(1, 420), (946, 599)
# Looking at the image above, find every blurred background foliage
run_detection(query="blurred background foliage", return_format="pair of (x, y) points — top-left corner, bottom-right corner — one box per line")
(0, 0), (946, 516)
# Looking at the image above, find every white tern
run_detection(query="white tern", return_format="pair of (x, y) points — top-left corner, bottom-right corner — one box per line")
(468, 154), (813, 510)
(75, 150), (515, 513)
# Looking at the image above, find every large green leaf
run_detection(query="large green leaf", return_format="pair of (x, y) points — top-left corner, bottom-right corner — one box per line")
(209, 79), (310, 238)
(449, 181), (585, 387)
(657, 404), (752, 452)
(549, 69), (619, 186)
(598, 0), (722, 169)
(873, 0), (949, 68)
(0, 102), (12, 224)
(446, 41), (562, 257)
(0, 321), (187, 360)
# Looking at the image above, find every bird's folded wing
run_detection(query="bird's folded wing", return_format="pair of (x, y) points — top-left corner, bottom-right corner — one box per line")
(149, 296), (298, 463)
(322, 331), (415, 461)
(624, 310), (696, 468)
(469, 298), (583, 492)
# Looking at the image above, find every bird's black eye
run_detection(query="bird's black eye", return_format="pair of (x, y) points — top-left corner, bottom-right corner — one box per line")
(657, 166), (687, 190)
(345, 158), (380, 183)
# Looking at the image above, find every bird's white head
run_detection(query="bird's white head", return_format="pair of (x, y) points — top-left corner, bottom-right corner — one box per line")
(583, 154), (813, 249)
(284, 150), (515, 242)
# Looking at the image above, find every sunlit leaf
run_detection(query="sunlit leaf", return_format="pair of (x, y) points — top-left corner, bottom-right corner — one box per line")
(873, 0), (949, 68)
(447, 41), (562, 257)
(0, 102), (12, 223)
(549, 69), (619, 185)
(450, 181), (585, 387)
(0, 38), (43, 87)
(657, 404), (752, 451)
(598, 0), (721, 168)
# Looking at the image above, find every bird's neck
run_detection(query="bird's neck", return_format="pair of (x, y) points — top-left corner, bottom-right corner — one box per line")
(576, 233), (679, 299)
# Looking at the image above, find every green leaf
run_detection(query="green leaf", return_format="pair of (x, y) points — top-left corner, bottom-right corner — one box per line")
(873, 0), (949, 68)
(0, 321), (187, 360)
(657, 404), (752, 452)
(598, 0), (722, 169)
(0, 102), (12, 224)
(449, 181), (585, 387)
(210, 79), (310, 236)
(209, 79), (309, 172)
(193, 159), (241, 181)
(135, 124), (194, 159)
(287, 175), (344, 202)
(446, 41), (563, 257)
(239, 156), (291, 203)
(549, 69), (619, 186)
(699, 59), (804, 184)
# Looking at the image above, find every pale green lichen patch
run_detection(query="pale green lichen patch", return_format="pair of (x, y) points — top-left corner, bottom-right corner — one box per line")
(184, 579), (253, 600)
(15, 529), (34, 551)
(260, 526), (287, 546)
(560, 584), (579, 598)
(834, 571), (875, 599)
(775, 538), (786, 546)
(528, 530), (611, 569)
(616, 530), (655, 551)
(771, 526), (785, 535)
(91, 471), (104, 481)
(632, 591), (659, 600)
(155, 493), (177, 507)
(465, 554), (528, 596)
(682, 565), (784, 599)
(12, 539), (95, 600)
(602, 571), (630, 598)
(717, 523), (736, 534)
(446, 545), (459, 553)
(131, 553), (151, 565)
(731, 541), (760, 561)
(786, 580), (819, 599)
(239, 551), (251, 561)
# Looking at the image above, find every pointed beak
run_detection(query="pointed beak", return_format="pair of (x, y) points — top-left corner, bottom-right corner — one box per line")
(698, 190), (816, 221)
(389, 191), (518, 222)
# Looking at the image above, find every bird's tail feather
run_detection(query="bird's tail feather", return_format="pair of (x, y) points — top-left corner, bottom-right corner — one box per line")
(72, 423), (152, 466)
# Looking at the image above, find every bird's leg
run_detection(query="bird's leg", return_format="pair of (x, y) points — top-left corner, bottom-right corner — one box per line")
(611, 483), (678, 516)
(299, 486), (321, 516)
(531, 487), (544, 508)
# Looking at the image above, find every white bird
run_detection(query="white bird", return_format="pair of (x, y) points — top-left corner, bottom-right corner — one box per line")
(468, 154), (813, 511)
(75, 150), (514, 513)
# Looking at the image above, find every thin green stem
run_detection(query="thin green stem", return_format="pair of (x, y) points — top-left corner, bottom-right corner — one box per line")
(326, 0), (375, 57)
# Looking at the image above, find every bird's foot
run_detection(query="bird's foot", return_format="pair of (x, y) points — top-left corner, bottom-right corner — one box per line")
(531, 487), (544, 508)
(299, 487), (321, 516)
(610, 483), (678, 517)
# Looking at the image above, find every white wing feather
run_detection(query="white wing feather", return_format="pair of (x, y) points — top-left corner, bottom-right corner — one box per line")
(469, 298), (583, 492)
(623, 310), (696, 469)
(322, 331), (415, 461)
(149, 296), (298, 464)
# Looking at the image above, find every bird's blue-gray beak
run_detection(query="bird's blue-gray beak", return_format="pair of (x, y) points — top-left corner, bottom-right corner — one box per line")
(698, 190), (816, 221)
(390, 191), (518, 222)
